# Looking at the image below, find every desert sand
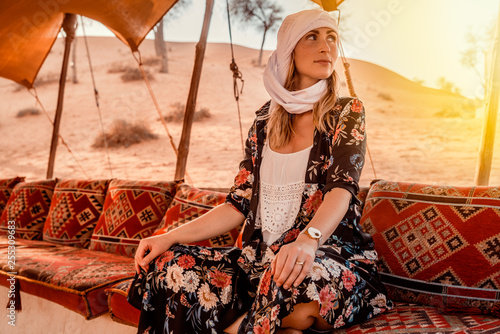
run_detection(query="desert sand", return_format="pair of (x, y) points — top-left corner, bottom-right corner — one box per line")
(0, 36), (499, 189)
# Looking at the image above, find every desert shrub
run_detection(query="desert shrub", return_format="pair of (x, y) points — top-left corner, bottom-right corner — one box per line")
(92, 119), (158, 148)
(195, 107), (211, 121)
(377, 92), (394, 101)
(14, 73), (59, 91)
(162, 102), (211, 122)
(35, 73), (60, 87)
(108, 62), (130, 73)
(434, 100), (477, 118)
(413, 77), (425, 85)
(121, 67), (155, 82)
(16, 107), (41, 118)
(434, 108), (462, 118)
(141, 56), (161, 66)
(163, 102), (185, 122)
(109, 57), (159, 74)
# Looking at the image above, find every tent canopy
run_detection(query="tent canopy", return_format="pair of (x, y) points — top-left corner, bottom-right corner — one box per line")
(0, 0), (178, 88)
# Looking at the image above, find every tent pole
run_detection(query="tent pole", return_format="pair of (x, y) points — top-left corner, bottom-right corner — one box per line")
(475, 4), (500, 186)
(174, 0), (214, 181)
(47, 13), (77, 179)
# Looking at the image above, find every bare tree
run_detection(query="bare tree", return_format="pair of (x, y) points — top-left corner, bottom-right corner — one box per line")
(154, 0), (192, 73)
(460, 20), (496, 97)
(437, 77), (461, 95)
(230, 0), (283, 66)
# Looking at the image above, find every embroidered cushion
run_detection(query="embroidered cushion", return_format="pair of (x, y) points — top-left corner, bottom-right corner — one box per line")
(43, 179), (111, 248)
(89, 179), (178, 257)
(360, 180), (500, 314)
(153, 184), (241, 247)
(106, 278), (140, 326)
(0, 236), (135, 319)
(0, 179), (57, 239)
(335, 302), (500, 333)
(0, 177), (25, 217)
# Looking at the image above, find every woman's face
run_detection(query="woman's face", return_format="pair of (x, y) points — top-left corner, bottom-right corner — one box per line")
(293, 27), (338, 90)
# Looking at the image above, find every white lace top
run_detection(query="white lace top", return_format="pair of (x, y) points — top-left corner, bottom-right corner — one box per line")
(256, 141), (312, 245)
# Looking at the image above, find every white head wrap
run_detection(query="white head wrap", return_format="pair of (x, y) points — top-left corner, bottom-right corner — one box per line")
(263, 9), (338, 114)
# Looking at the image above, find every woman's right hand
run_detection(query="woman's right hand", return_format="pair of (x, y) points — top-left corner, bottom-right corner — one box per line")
(134, 233), (175, 274)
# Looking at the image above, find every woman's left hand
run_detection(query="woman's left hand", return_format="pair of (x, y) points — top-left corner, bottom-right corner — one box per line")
(270, 234), (319, 289)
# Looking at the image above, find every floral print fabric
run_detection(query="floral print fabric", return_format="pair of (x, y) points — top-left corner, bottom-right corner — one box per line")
(136, 245), (251, 333)
(136, 98), (392, 333)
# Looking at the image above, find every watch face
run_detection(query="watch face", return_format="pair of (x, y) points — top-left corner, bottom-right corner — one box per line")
(308, 227), (321, 239)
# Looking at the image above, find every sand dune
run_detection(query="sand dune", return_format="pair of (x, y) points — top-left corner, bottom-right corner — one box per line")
(0, 36), (498, 188)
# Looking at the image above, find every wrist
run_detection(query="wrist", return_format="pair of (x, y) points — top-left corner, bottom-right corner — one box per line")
(162, 229), (180, 246)
(300, 226), (323, 247)
(296, 233), (320, 250)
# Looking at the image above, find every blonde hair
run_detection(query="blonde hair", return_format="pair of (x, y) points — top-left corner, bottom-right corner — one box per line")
(263, 53), (339, 149)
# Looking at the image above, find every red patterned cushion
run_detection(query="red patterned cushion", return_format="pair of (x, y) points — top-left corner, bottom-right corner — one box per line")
(42, 179), (111, 248)
(0, 179), (57, 239)
(89, 179), (178, 257)
(153, 184), (241, 247)
(106, 278), (140, 326)
(335, 302), (500, 333)
(0, 177), (25, 216)
(0, 236), (135, 319)
(361, 180), (500, 314)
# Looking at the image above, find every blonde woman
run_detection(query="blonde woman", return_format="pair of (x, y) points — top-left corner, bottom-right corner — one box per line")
(133, 8), (391, 334)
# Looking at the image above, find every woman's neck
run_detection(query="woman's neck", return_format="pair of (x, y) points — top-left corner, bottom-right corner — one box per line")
(271, 112), (315, 154)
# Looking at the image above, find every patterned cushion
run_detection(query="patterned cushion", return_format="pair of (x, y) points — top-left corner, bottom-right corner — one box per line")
(153, 183), (241, 247)
(335, 302), (500, 333)
(0, 236), (135, 319)
(42, 179), (111, 248)
(89, 179), (178, 257)
(106, 278), (140, 326)
(361, 180), (500, 314)
(0, 179), (57, 239)
(0, 177), (25, 216)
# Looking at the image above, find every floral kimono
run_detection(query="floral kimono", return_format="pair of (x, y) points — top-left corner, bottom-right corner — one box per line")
(135, 97), (392, 334)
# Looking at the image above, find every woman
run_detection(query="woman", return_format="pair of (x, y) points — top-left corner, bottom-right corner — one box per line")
(133, 8), (392, 334)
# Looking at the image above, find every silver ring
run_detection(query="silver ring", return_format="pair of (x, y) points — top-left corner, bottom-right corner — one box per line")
(295, 260), (304, 265)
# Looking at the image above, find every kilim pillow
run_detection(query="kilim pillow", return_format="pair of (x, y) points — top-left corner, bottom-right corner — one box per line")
(42, 179), (111, 248)
(89, 179), (178, 257)
(0, 179), (57, 239)
(0, 177), (25, 217)
(360, 180), (500, 315)
(153, 183), (241, 247)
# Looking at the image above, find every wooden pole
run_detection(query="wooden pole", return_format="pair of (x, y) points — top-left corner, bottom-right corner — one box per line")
(47, 14), (77, 179)
(475, 4), (500, 186)
(174, 0), (214, 181)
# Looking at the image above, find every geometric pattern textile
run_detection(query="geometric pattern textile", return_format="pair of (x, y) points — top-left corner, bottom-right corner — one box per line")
(106, 278), (140, 326)
(0, 236), (135, 319)
(152, 183), (241, 248)
(360, 180), (500, 315)
(0, 176), (25, 217)
(334, 302), (500, 334)
(89, 179), (178, 257)
(43, 179), (111, 248)
(0, 179), (57, 239)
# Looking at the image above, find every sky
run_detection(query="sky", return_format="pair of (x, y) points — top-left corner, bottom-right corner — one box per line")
(79, 0), (500, 99)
